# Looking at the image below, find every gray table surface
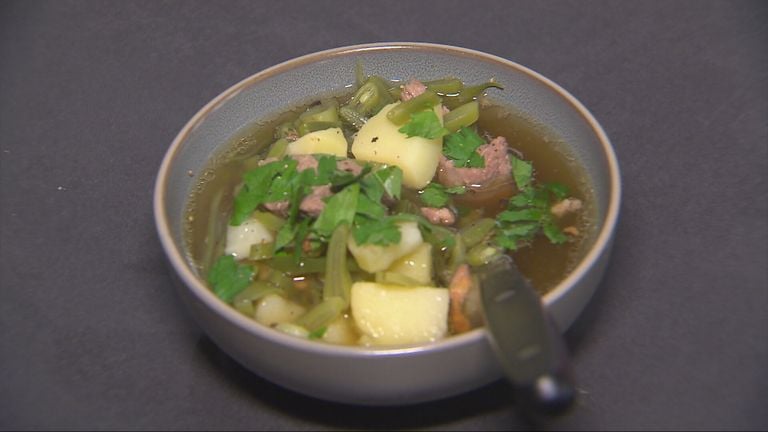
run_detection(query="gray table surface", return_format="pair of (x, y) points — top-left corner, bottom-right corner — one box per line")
(1, 1), (766, 430)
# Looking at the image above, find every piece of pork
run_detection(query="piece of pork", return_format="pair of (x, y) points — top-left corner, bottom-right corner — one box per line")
(420, 207), (456, 226)
(437, 136), (512, 188)
(550, 197), (583, 218)
(400, 79), (427, 101)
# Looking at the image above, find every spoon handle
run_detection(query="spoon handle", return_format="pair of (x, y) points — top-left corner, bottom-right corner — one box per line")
(478, 257), (576, 416)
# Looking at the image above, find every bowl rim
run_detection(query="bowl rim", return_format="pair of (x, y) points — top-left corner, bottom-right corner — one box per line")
(153, 41), (621, 357)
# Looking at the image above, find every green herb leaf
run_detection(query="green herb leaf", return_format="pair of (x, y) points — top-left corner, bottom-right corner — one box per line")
(496, 208), (544, 223)
(443, 127), (486, 168)
(510, 156), (533, 191)
(312, 183), (360, 238)
(371, 165), (403, 200)
(398, 109), (449, 139)
(420, 183), (467, 207)
(542, 220), (568, 244)
(353, 216), (401, 246)
(207, 255), (253, 303)
(545, 182), (570, 200)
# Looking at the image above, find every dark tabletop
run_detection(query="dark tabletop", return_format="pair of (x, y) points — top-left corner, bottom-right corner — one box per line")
(1, 1), (766, 430)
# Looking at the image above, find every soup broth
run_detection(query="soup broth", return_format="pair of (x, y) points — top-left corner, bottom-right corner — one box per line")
(184, 75), (595, 346)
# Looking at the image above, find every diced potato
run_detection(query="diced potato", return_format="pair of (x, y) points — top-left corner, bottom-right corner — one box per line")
(254, 294), (306, 327)
(351, 282), (449, 346)
(351, 103), (443, 189)
(321, 314), (359, 345)
(347, 221), (422, 273)
(225, 218), (274, 259)
(386, 243), (433, 285)
(286, 127), (347, 157)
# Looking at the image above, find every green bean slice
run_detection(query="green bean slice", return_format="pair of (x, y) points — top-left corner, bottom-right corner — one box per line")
(443, 101), (480, 133)
(295, 296), (346, 331)
(459, 218), (496, 248)
(386, 90), (442, 125)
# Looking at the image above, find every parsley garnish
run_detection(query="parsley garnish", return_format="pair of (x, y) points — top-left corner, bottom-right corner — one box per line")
(443, 127), (485, 168)
(207, 255), (254, 302)
(398, 110), (449, 139)
(510, 156), (533, 191)
(312, 183), (360, 238)
(494, 182), (571, 251)
(352, 216), (401, 246)
(419, 183), (466, 207)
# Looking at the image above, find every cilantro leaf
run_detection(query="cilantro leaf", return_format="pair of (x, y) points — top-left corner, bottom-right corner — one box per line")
(510, 156), (533, 191)
(370, 165), (403, 200)
(545, 182), (570, 200)
(542, 220), (568, 244)
(420, 183), (467, 207)
(496, 208), (544, 223)
(443, 127), (486, 168)
(207, 255), (253, 302)
(314, 155), (338, 185)
(494, 174), (575, 251)
(312, 183), (360, 238)
(398, 110), (449, 139)
(353, 216), (401, 246)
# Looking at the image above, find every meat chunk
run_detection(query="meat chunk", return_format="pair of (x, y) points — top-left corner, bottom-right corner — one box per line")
(550, 198), (583, 218)
(420, 207), (456, 226)
(437, 136), (512, 188)
(400, 79), (427, 101)
(336, 158), (363, 176)
(299, 185), (332, 217)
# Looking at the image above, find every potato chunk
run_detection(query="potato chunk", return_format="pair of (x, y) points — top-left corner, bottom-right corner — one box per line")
(386, 243), (433, 285)
(351, 103), (443, 189)
(347, 221), (422, 273)
(286, 127), (347, 157)
(254, 294), (306, 327)
(224, 218), (274, 259)
(351, 282), (449, 346)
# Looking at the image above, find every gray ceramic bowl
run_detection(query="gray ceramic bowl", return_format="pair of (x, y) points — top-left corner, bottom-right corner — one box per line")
(154, 42), (621, 406)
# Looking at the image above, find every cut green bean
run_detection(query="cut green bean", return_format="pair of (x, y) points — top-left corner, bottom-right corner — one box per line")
(268, 270), (293, 290)
(386, 90), (442, 125)
(424, 77), (463, 95)
(275, 121), (297, 140)
(339, 106), (368, 130)
(299, 99), (340, 124)
(448, 233), (467, 274)
(443, 101), (480, 133)
(354, 61), (365, 88)
(297, 121), (341, 136)
(323, 224), (352, 305)
(268, 256), (327, 274)
(345, 76), (395, 117)
(249, 242), (275, 261)
(266, 138), (289, 159)
(233, 281), (282, 315)
(443, 81), (504, 109)
(295, 296), (346, 331)
(466, 242), (503, 266)
(252, 211), (286, 232)
(265, 255), (361, 275)
(459, 218), (496, 248)
(275, 322), (310, 338)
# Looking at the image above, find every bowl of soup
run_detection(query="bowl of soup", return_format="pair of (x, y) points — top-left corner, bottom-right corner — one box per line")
(154, 42), (620, 405)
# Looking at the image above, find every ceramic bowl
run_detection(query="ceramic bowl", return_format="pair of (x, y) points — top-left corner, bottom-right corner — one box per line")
(153, 42), (621, 405)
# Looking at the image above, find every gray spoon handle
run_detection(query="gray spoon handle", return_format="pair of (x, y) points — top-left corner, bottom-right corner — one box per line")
(478, 257), (576, 416)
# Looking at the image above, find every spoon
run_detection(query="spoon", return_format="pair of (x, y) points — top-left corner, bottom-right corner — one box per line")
(475, 255), (576, 416)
